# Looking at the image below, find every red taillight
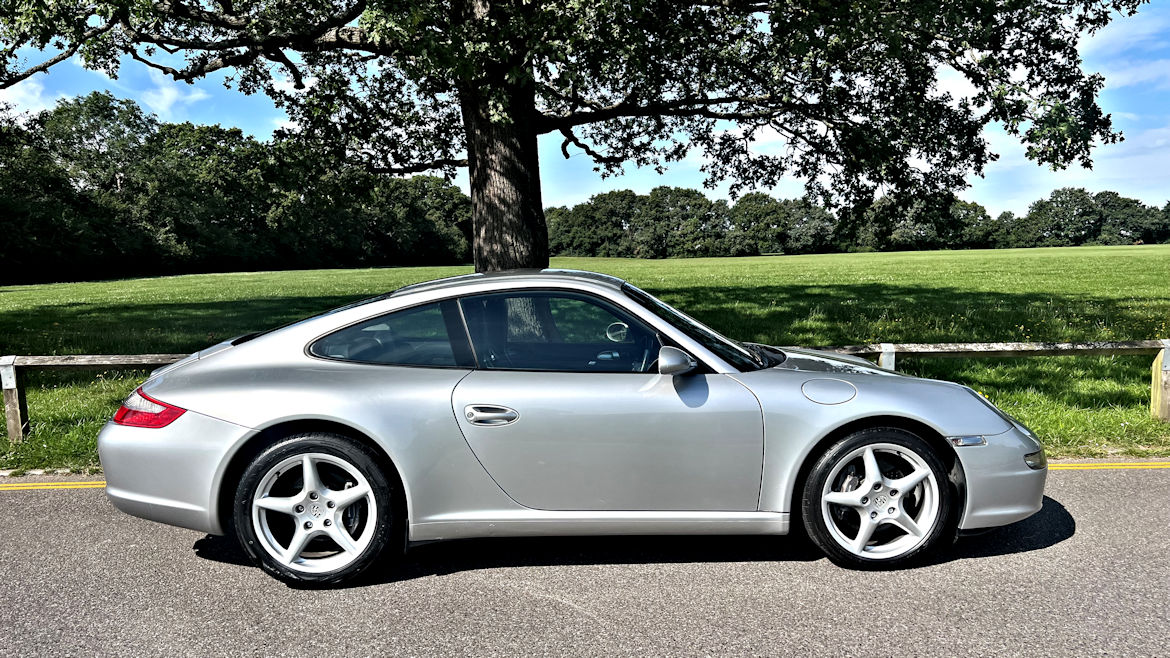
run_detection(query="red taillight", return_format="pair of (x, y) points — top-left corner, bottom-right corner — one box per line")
(113, 388), (186, 428)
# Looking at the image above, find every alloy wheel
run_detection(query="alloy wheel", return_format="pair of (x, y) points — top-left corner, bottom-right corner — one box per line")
(250, 452), (377, 574)
(819, 442), (940, 559)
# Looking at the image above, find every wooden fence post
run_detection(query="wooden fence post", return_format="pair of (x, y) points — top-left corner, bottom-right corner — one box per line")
(1154, 341), (1170, 423)
(1, 356), (29, 443)
(878, 343), (897, 370)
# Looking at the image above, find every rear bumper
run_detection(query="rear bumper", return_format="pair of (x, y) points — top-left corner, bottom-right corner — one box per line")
(955, 426), (1048, 530)
(97, 411), (252, 535)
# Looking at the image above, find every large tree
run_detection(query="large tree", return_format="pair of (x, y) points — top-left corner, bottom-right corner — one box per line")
(1, 0), (1143, 271)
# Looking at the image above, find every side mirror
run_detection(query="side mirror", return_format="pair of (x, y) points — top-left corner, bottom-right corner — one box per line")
(658, 346), (698, 376)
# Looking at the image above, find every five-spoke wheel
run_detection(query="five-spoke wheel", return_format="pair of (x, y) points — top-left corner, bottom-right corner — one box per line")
(802, 428), (955, 568)
(234, 433), (396, 586)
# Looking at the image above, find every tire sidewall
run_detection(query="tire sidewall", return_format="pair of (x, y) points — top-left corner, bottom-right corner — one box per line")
(801, 427), (956, 569)
(233, 433), (396, 586)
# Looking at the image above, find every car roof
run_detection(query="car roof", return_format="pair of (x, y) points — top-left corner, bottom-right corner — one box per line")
(389, 269), (628, 298)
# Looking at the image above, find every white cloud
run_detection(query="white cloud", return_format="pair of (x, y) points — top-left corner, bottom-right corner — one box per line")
(1079, 11), (1170, 58)
(0, 77), (58, 115)
(272, 117), (298, 133)
(1100, 58), (1170, 90)
(964, 120), (1170, 216)
(139, 69), (211, 119)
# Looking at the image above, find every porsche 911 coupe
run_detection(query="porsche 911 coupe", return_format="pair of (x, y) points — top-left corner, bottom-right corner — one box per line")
(98, 269), (1047, 585)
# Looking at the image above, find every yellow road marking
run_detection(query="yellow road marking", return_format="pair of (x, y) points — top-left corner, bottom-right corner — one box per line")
(1053, 461), (1170, 465)
(0, 481), (107, 491)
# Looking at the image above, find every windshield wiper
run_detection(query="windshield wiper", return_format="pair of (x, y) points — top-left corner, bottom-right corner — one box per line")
(743, 342), (786, 368)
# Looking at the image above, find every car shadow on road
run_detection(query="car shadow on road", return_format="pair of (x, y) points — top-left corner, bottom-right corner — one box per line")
(191, 495), (1074, 587)
(942, 495), (1075, 563)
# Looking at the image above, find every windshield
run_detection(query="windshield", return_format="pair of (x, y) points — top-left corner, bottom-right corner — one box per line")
(622, 284), (775, 372)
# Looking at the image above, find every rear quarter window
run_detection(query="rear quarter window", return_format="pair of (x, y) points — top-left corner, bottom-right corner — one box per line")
(309, 301), (471, 367)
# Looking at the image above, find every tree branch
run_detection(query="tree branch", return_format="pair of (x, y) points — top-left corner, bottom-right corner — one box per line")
(117, 0), (384, 77)
(539, 93), (811, 132)
(369, 158), (469, 174)
(558, 127), (624, 164)
(129, 46), (263, 81)
(264, 48), (305, 89)
(0, 22), (115, 90)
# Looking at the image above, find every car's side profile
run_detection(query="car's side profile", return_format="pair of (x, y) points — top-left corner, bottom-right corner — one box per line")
(98, 269), (1047, 585)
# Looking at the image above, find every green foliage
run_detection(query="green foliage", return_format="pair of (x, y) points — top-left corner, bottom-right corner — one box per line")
(549, 186), (1170, 259)
(1009, 187), (1170, 249)
(0, 93), (471, 284)
(547, 190), (641, 257)
(1, 0), (1148, 215)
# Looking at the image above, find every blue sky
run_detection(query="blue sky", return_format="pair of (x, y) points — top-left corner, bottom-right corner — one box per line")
(4, 4), (1170, 217)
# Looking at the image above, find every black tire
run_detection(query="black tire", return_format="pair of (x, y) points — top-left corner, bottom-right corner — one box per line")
(800, 427), (956, 569)
(233, 433), (397, 587)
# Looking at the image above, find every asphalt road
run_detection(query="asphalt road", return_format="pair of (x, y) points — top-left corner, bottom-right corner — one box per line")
(1, 464), (1167, 657)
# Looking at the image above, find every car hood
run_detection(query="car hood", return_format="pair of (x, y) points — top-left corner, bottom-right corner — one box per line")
(767, 346), (899, 377)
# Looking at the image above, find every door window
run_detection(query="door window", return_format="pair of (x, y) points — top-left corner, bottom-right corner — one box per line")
(459, 292), (659, 372)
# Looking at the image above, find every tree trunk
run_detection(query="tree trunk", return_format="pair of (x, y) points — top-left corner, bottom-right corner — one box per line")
(460, 81), (549, 273)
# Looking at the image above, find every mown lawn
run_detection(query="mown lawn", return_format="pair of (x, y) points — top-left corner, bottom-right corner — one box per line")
(2, 245), (1168, 469)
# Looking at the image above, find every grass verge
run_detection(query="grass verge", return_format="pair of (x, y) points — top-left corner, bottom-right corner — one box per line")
(2, 245), (1168, 468)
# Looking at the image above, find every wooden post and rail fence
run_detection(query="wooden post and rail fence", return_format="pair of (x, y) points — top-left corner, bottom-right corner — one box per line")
(3, 340), (1170, 443)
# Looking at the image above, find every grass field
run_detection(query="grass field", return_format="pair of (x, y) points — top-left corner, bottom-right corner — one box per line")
(2, 245), (1169, 469)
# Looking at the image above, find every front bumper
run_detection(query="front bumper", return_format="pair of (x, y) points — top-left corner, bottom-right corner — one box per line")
(97, 411), (252, 535)
(955, 424), (1048, 530)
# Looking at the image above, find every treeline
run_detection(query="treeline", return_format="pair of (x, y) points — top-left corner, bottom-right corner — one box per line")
(5, 93), (1170, 285)
(548, 188), (1170, 258)
(1, 92), (471, 284)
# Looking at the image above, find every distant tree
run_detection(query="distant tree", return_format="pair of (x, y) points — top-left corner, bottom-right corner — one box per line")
(548, 190), (640, 257)
(365, 175), (472, 264)
(1092, 191), (1161, 245)
(726, 193), (788, 256)
(1016, 188), (1101, 247)
(630, 187), (726, 258)
(945, 200), (992, 249)
(0, 108), (98, 282)
(1159, 203), (1170, 244)
(32, 93), (159, 274)
(0, 93), (474, 283)
(37, 92), (158, 195)
(130, 122), (274, 271)
(960, 206), (1007, 249)
(3, 0), (1144, 271)
(783, 198), (837, 255)
(852, 195), (950, 251)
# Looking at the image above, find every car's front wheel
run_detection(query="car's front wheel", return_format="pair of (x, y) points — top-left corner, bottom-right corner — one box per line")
(233, 433), (397, 586)
(801, 427), (956, 568)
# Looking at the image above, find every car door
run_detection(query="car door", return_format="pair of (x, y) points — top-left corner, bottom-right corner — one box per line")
(451, 290), (764, 511)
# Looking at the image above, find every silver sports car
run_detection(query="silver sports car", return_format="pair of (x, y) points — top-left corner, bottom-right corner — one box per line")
(98, 269), (1047, 585)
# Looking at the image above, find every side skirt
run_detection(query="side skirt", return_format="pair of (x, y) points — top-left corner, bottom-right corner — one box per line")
(409, 510), (789, 542)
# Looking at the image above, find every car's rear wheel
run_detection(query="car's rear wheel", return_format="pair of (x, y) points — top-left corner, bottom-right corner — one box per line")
(801, 427), (955, 568)
(233, 433), (396, 586)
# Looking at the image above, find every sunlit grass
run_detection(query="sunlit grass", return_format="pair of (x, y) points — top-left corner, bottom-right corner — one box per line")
(2, 245), (1169, 467)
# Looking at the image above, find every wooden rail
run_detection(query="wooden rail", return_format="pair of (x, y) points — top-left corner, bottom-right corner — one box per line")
(3, 341), (1169, 442)
(792, 340), (1170, 369)
(2, 354), (187, 442)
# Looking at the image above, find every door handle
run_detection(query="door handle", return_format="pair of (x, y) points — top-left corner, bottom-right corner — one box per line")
(464, 405), (519, 426)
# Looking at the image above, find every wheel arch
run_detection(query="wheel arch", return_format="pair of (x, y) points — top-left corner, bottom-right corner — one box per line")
(216, 418), (410, 548)
(788, 415), (967, 527)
